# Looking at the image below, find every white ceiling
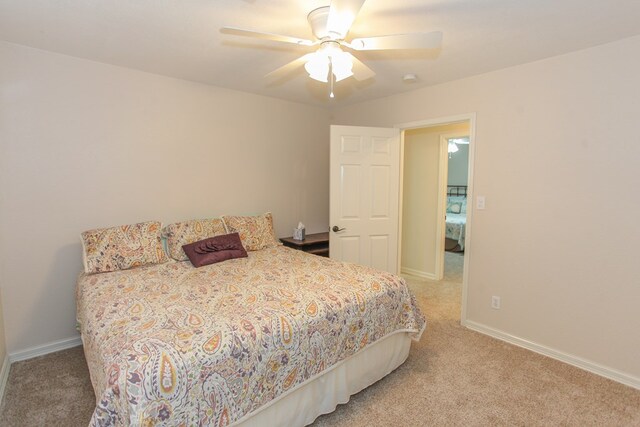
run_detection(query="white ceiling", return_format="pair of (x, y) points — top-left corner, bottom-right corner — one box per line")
(1, 0), (640, 107)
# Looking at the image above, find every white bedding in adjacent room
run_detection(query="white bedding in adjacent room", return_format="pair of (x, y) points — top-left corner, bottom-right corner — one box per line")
(446, 213), (466, 250)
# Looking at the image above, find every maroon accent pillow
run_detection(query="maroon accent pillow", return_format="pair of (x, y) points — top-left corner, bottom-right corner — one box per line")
(182, 233), (248, 268)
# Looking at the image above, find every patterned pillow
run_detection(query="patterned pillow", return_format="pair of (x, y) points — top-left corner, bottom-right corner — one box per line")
(81, 221), (168, 274)
(447, 201), (463, 214)
(221, 212), (280, 251)
(162, 218), (227, 261)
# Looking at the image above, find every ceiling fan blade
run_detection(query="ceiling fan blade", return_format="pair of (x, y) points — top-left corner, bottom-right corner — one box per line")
(221, 26), (315, 46)
(346, 53), (375, 81)
(326, 0), (367, 39)
(349, 31), (443, 50)
(265, 53), (315, 81)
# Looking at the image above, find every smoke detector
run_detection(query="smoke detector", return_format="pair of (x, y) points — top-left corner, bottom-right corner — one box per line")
(403, 73), (418, 83)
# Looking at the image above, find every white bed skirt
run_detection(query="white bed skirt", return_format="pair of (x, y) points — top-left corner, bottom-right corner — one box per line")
(235, 331), (413, 427)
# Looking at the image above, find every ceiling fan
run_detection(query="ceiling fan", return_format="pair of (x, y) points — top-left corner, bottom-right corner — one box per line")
(221, 0), (442, 98)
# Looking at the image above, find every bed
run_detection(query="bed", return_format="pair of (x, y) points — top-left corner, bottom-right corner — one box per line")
(446, 185), (468, 251)
(76, 218), (425, 426)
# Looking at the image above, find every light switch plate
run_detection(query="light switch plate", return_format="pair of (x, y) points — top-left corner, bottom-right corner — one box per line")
(477, 196), (486, 210)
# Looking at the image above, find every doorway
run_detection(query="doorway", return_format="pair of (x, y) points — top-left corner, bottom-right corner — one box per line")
(397, 114), (475, 322)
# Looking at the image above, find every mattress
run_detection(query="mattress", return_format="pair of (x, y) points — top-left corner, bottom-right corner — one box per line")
(76, 245), (425, 426)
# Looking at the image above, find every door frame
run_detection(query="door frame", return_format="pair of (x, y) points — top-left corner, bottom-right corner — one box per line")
(395, 113), (476, 325)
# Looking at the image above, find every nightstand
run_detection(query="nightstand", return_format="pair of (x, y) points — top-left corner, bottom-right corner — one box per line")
(280, 232), (329, 257)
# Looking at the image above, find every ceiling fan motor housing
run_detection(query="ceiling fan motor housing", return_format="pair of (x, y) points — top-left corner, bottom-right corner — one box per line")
(307, 6), (332, 40)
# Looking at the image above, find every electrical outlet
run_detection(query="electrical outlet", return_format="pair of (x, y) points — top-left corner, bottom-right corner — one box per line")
(491, 296), (501, 309)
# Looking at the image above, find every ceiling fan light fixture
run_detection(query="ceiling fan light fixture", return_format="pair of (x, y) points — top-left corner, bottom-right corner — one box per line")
(304, 53), (330, 82)
(331, 51), (353, 82)
(332, 65), (353, 82)
(305, 42), (353, 83)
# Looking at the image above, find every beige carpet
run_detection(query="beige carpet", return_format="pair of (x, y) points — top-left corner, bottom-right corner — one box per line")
(1, 253), (639, 426)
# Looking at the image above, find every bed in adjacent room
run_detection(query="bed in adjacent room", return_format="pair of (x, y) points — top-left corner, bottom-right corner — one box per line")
(76, 214), (425, 426)
(445, 185), (468, 252)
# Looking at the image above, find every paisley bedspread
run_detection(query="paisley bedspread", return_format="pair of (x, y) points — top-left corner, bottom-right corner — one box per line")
(76, 246), (425, 426)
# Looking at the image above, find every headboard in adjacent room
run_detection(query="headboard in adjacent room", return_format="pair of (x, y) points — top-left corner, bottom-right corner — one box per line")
(447, 185), (468, 198)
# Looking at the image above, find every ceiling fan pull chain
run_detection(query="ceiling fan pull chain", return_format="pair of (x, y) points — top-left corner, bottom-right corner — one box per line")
(329, 58), (335, 98)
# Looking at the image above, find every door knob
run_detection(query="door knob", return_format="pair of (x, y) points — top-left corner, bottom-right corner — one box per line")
(332, 226), (346, 232)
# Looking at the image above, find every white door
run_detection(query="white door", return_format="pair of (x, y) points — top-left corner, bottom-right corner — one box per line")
(330, 125), (401, 274)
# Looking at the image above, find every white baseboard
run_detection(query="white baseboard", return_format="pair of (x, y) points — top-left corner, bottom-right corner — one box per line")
(463, 320), (640, 390)
(401, 267), (436, 280)
(9, 335), (82, 363)
(0, 353), (10, 406)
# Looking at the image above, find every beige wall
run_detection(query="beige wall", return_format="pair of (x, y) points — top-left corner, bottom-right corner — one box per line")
(333, 35), (640, 379)
(402, 123), (468, 277)
(0, 42), (330, 354)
